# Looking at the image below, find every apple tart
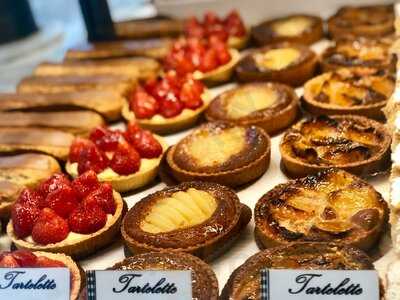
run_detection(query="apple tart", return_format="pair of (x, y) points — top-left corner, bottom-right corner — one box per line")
(121, 181), (251, 262)
(166, 122), (271, 187)
(255, 168), (388, 251)
(303, 67), (395, 120)
(205, 82), (299, 134)
(280, 115), (391, 178)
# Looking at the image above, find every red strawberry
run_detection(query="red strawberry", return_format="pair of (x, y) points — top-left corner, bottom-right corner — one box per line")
(224, 10), (246, 37)
(69, 204), (107, 234)
(185, 17), (205, 38)
(199, 48), (218, 72)
(89, 126), (122, 152)
(204, 11), (220, 25)
(83, 183), (115, 215)
(0, 254), (20, 268)
(35, 256), (66, 268)
(77, 141), (108, 175)
(159, 96), (184, 118)
(179, 78), (204, 109)
(31, 208), (69, 245)
(109, 142), (141, 175)
(11, 203), (40, 238)
(125, 129), (162, 159)
(72, 170), (100, 199)
(12, 250), (37, 267)
(38, 173), (71, 196)
(69, 138), (93, 163)
(17, 188), (44, 208)
(130, 86), (159, 119)
(44, 185), (78, 218)
(209, 36), (231, 65)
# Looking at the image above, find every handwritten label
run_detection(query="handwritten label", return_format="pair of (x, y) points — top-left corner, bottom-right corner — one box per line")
(87, 270), (192, 300)
(0, 268), (70, 300)
(261, 269), (379, 300)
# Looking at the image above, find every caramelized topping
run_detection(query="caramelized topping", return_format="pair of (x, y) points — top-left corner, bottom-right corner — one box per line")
(272, 16), (313, 36)
(254, 47), (301, 70)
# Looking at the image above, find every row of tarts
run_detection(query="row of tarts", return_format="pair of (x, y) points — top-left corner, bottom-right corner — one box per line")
(0, 3), (397, 300)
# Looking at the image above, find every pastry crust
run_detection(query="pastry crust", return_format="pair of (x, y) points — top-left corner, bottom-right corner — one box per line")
(228, 32), (250, 50)
(205, 82), (299, 135)
(166, 122), (271, 187)
(236, 43), (317, 86)
(280, 115), (391, 178)
(220, 243), (374, 300)
(114, 18), (184, 39)
(252, 14), (323, 46)
(327, 4), (394, 40)
(254, 168), (388, 251)
(7, 191), (126, 259)
(302, 67), (395, 120)
(121, 181), (251, 262)
(122, 89), (213, 134)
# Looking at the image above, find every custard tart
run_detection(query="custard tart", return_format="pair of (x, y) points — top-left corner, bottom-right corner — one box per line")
(255, 168), (388, 251)
(121, 181), (251, 261)
(303, 67), (395, 120)
(220, 243), (374, 300)
(166, 122), (271, 187)
(328, 4), (394, 40)
(205, 82), (299, 135)
(280, 115), (391, 178)
(252, 14), (323, 46)
(321, 38), (394, 72)
(236, 43), (317, 86)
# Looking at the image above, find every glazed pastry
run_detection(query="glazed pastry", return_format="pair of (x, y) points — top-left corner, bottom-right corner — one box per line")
(0, 154), (60, 222)
(185, 10), (249, 49)
(0, 250), (83, 300)
(122, 71), (212, 134)
(328, 4), (394, 40)
(109, 252), (218, 300)
(166, 122), (271, 187)
(236, 43), (317, 86)
(255, 168), (388, 251)
(7, 171), (125, 258)
(0, 127), (75, 161)
(205, 82), (299, 134)
(303, 67), (395, 120)
(321, 38), (394, 72)
(121, 181), (251, 261)
(164, 37), (240, 85)
(66, 123), (166, 192)
(65, 38), (173, 61)
(0, 111), (105, 135)
(252, 14), (323, 46)
(33, 57), (160, 80)
(17, 75), (135, 99)
(220, 243), (375, 300)
(280, 115), (391, 178)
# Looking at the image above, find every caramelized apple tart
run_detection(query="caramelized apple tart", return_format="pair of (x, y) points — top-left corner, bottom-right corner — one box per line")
(321, 38), (394, 72)
(252, 14), (323, 46)
(255, 168), (388, 251)
(121, 181), (251, 261)
(280, 115), (391, 178)
(236, 43), (317, 86)
(220, 243), (374, 300)
(327, 4), (394, 40)
(205, 82), (299, 134)
(303, 67), (395, 119)
(166, 122), (271, 187)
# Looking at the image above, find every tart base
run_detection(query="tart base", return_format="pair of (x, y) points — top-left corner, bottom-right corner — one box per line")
(7, 191), (127, 259)
(228, 33), (250, 50)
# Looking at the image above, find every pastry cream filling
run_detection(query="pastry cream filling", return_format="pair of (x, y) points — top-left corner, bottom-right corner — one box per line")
(391, 177), (400, 208)
(226, 87), (278, 118)
(186, 127), (246, 167)
(255, 48), (300, 70)
(141, 188), (217, 233)
(272, 16), (313, 36)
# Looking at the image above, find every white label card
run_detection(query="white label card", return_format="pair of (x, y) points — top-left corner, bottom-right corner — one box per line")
(261, 269), (379, 300)
(0, 268), (70, 300)
(88, 270), (192, 300)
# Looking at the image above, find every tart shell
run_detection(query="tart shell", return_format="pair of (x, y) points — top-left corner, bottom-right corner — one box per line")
(7, 191), (126, 259)
(228, 32), (250, 50)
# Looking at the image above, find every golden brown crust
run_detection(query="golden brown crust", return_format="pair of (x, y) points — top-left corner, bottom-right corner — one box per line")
(327, 4), (394, 40)
(7, 191), (126, 259)
(254, 168), (388, 251)
(205, 82), (299, 135)
(280, 115), (391, 178)
(121, 181), (251, 262)
(220, 243), (374, 300)
(114, 18), (184, 39)
(302, 67), (395, 120)
(252, 14), (324, 46)
(166, 122), (271, 187)
(236, 43), (318, 86)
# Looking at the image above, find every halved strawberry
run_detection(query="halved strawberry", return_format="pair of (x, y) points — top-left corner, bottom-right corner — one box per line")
(130, 86), (159, 119)
(0, 254), (19, 267)
(69, 138), (93, 163)
(69, 204), (107, 234)
(12, 250), (37, 267)
(77, 141), (108, 175)
(11, 203), (40, 238)
(17, 188), (44, 208)
(199, 48), (219, 72)
(31, 208), (69, 245)
(109, 142), (141, 175)
(224, 10), (246, 37)
(38, 173), (71, 197)
(72, 170), (100, 199)
(35, 256), (66, 268)
(159, 96), (184, 118)
(44, 185), (79, 218)
(125, 129), (162, 159)
(185, 17), (205, 38)
(83, 183), (115, 215)
(179, 78), (204, 109)
(89, 126), (122, 152)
